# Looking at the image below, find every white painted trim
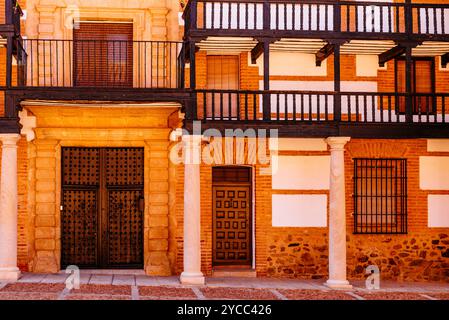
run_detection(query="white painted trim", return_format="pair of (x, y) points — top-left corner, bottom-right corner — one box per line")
(427, 140), (449, 152)
(419, 157), (449, 190)
(272, 194), (328, 227)
(428, 195), (449, 228)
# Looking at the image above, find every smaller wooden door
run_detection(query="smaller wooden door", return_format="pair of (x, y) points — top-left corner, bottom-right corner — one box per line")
(206, 55), (239, 119)
(395, 58), (435, 114)
(212, 167), (252, 266)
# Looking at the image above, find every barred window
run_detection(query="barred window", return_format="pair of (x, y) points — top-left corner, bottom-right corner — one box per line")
(353, 159), (407, 234)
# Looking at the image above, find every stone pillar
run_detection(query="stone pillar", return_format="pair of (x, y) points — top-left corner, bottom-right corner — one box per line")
(35, 4), (57, 86)
(32, 140), (59, 273)
(325, 137), (352, 290)
(0, 134), (21, 281)
(145, 140), (171, 276)
(180, 135), (205, 285)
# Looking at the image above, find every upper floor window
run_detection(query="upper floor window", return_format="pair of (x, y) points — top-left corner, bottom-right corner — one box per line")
(73, 22), (133, 87)
(395, 58), (436, 115)
(205, 55), (240, 119)
(353, 158), (407, 234)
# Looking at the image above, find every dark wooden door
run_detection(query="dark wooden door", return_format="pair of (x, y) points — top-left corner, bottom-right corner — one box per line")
(61, 147), (144, 268)
(212, 167), (252, 266)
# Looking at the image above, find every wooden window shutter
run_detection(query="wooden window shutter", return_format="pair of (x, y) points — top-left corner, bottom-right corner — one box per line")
(206, 55), (240, 119)
(395, 59), (434, 114)
(73, 22), (133, 87)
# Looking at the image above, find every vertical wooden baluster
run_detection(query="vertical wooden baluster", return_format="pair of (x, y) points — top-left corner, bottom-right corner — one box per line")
(293, 93), (297, 121)
(219, 2), (223, 29)
(301, 93), (305, 121)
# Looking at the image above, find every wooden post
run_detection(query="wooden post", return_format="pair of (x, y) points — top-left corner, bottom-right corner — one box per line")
(190, 0), (198, 31)
(263, 0), (270, 31)
(334, 43), (342, 122)
(405, 0), (412, 36)
(405, 45), (413, 122)
(180, 43), (186, 89)
(334, 0), (341, 33)
(5, 0), (13, 25)
(6, 36), (13, 88)
(263, 40), (271, 121)
(189, 41), (197, 120)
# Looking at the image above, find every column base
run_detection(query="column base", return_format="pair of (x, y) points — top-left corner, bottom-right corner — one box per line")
(0, 267), (21, 282)
(324, 279), (353, 290)
(180, 272), (205, 285)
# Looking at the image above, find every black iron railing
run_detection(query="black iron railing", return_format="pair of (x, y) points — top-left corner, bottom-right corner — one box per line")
(5, 0), (22, 35)
(184, 0), (449, 38)
(194, 89), (449, 124)
(17, 39), (184, 88)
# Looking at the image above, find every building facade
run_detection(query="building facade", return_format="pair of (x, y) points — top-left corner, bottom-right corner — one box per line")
(0, 0), (449, 287)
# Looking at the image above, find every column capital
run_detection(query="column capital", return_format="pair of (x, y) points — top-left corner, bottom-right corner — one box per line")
(19, 110), (37, 142)
(0, 134), (20, 147)
(326, 137), (351, 151)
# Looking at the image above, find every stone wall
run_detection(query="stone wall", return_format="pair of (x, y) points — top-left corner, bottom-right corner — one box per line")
(348, 232), (449, 282)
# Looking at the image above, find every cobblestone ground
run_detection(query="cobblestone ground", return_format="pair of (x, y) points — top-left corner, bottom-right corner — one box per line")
(0, 273), (448, 300)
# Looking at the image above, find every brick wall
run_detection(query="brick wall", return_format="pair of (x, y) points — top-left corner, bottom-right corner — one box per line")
(175, 139), (449, 281)
(256, 139), (449, 282)
(0, 138), (29, 271)
(346, 139), (449, 282)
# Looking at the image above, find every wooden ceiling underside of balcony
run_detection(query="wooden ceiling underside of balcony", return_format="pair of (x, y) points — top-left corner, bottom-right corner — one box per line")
(197, 36), (449, 57)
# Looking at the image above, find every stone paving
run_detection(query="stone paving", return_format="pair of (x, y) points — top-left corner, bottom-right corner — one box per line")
(0, 273), (448, 300)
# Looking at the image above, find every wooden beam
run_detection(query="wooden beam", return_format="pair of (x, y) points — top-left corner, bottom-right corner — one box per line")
(0, 118), (21, 134)
(378, 42), (420, 67)
(316, 43), (335, 67)
(442, 53), (449, 68)
(251, 42), (264, 64)
(378, 45), (406, 67)
(6, 88), (192, 104)
(185, 121), (449, 139)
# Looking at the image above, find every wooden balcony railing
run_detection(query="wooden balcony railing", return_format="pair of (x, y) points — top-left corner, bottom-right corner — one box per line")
(193, 89), (449, 124)
(183, 0), (449, 39)
(4, 0), (22, 35)
(14, 39), (184, 89)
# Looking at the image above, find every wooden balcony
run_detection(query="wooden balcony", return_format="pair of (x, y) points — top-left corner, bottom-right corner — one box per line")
(183, 0), (449, 42)
(2, 39), (191, 106)
(13, 39), (184, 89)
(184, 89), (449, 138)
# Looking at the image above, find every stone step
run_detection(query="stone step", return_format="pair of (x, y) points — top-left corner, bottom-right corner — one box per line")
(212, 268), (257, 278)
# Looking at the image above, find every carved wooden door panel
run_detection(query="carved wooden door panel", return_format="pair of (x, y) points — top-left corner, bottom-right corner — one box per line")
(61, 148), (100, 268)
(104, 148), (144, 267)
(213, 185), (251, 266)
(61, 147), (144, 268)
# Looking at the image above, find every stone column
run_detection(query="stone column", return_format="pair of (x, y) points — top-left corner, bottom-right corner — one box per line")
(325, 137), (352, 290)
(145, 140), (171, 276)
(0, 134), (21, 281)
(180, 135), (205, 285)
(32, 140), (59, 273)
